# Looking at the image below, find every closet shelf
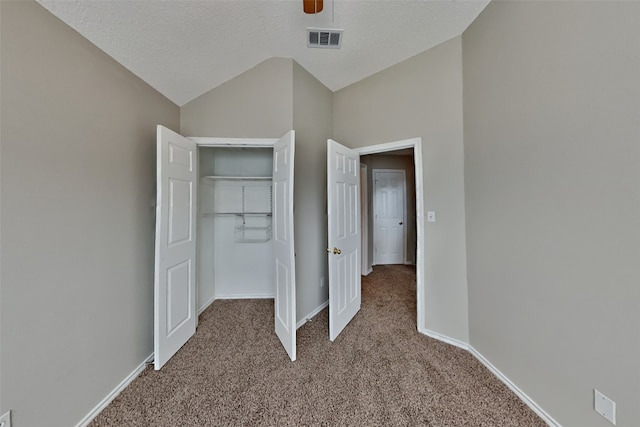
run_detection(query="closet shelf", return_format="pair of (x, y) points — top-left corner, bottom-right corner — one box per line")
(202, 212), (271, 217)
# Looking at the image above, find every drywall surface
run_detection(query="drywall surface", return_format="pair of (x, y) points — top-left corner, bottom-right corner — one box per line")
(292, 62), (333, 322)
(360, 154), (416, 268)
(180, 58), (293, 138)
(463, 2), (640, 425)
(0, 2), (179, 426)
(334, 37), (469, 343)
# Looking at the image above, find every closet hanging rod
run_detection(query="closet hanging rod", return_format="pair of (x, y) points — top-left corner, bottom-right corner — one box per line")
(202, 212), (272, 217)
(202, 176), (272, 181)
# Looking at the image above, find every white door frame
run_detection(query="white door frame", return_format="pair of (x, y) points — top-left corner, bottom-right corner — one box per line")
(353, 138), (425, 332)
(360, 164), (370, 276)
(372, 169), (407, 266)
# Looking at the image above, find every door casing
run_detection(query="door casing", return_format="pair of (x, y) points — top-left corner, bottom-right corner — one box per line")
(354, 138), (426, 333)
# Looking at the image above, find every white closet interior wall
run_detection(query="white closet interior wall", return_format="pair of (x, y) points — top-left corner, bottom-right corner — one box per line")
(198, 147), (275, 310)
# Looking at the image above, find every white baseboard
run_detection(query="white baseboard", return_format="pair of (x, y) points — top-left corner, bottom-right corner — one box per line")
(467, 346), (561, 427)
(76, 353), (153, 427)
(215, 294), (275, 300)
(362, 267), (373, 276)
(198, 295), (216, 315)
(419, 330), (560, 426)
(296, 300), (329, 329)
(419, 327), (469, 350)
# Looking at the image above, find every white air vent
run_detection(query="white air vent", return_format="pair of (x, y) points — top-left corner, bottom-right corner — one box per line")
(307, 28), (342, 49)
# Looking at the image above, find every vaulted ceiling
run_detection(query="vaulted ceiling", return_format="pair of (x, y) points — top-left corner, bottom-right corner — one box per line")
(37, 0), (489, 106)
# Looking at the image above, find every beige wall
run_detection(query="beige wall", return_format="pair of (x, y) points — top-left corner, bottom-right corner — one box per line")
(463, 2), (640, 426)
(0, 2), (179, 426)
(360, 154), (416, 268)
(292, 63), (333, 320)
(334, 37), (469, 343)
(180, 58), (293, 138)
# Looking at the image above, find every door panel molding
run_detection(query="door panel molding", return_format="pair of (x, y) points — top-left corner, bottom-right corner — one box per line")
(327, 139), (361, 341)
(155, 125), (198, 370)
(372, 169), (406, 265)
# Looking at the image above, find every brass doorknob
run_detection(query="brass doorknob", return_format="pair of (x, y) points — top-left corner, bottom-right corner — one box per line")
(326, 247), (342, 255)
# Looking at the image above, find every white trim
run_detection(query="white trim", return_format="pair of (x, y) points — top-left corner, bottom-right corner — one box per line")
(413, 140), (425, 332)
(418, 329), (561, 426)
(189, 137), (278, 147)
(198, 294), (216, 315)
(360, 164), (369, 276)
(214, 294), (275, 300)
(76, 353), (153, 427)
(362, 267), (373, 276)
(355, 138), (418, 155)
(296, 300), (330, 329)
(354, 138), (425, 332)
(372, 168), (407, 266)
(419, 328), (469, 350)
(468, 346), (562, 427)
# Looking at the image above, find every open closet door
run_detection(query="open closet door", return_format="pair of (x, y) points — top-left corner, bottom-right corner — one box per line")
(327, 139), (361, 341)
(273, 131), (297, 361)
(154, 125), (198, 370)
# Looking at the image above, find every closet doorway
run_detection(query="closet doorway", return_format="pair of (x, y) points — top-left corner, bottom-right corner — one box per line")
(154, 126), (297, 370)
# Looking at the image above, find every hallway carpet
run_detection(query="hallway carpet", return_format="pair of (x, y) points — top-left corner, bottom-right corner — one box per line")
(90, 265), (545, 426)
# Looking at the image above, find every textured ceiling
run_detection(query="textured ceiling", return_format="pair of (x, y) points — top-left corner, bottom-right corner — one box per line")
(37, 0), (489, 106)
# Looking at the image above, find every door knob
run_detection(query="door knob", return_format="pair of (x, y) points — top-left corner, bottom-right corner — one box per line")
(326, 247), (342, 255)
(399, 221), (403, 225)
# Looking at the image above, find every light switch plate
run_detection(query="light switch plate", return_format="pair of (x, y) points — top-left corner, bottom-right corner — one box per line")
(594, 389), (616, 425)
(427, 211), (436, 222)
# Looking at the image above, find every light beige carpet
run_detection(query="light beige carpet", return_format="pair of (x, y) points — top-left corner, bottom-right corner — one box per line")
(90, 265), (545, 426)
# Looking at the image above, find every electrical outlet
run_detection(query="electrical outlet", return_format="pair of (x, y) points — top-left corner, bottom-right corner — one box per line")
(0, 410), (11, 427)
(594, 389), (616, 425)
(427, 211), (436, 222)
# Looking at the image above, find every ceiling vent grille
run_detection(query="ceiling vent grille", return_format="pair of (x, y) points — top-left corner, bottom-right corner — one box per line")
(307, 28), (342, 49)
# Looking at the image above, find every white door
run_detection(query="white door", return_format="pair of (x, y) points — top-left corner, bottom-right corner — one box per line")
(327, 139), (361, 341)
(154, 125), (198, 370)
(373, 170), (406, 265)
(273, 131), (297, 361)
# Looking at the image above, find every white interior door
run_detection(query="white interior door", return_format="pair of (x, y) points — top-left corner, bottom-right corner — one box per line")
(373, 170), (406, 265)
(273, 131), (296, 361)
(327, 139), (361, 341)
(154, 125), (198, 370)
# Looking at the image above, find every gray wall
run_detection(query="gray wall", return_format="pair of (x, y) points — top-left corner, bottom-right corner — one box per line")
(333, 37), (469, 343)
(181, 58), (293, 138)
(181, 59), (332, 323)
(0, 2), (179, 426)
(292, 62), (333, 321)
(360, 154), (416, 269)
(463, 2), (640, 426)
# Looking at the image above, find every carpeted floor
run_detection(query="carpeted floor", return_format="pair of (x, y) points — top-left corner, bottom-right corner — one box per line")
(90, 265), (545, 426)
